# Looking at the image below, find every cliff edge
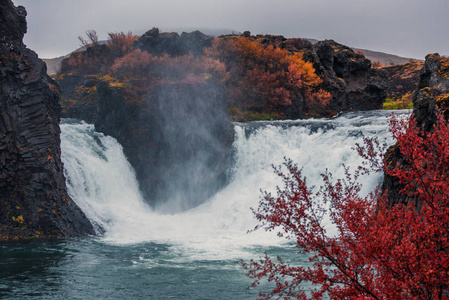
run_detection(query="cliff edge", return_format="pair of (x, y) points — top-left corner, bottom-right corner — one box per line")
(0, 0), (94, 239)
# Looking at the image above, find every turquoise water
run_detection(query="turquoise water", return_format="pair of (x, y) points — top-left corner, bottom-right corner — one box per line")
(0, 239), (303, 299)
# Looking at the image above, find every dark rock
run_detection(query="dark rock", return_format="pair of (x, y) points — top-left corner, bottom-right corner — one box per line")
(0, 1), (26, 47)
(133, 28), (183, 56)
(180, 30), (213, 56)
(0, 0), (94, 240)
(59, 73), (234, 211)
(94, 80), (234, 211)
(307, 40), (387, 112)
(133, 28), (213, 56)
(412, 53), (449, 130)
(382, 61), (424, 97)
(58, 75), (99, 123)
(382, 144), (419, 208)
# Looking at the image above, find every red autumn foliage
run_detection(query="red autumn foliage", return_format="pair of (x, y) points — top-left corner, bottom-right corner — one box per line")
(109, 49), (156, 78)
(109, 50), (229, 86)
(355, 49), (365, 58)
(107, 31), (138, 55)
(64, 50), (105, 75)
(305, 89), (332, 113)
(245, 111), (449, 299)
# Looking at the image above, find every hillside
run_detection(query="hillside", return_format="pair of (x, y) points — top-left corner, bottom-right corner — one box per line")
(353, 48), (419, 66)
(45, 37), (420, 76)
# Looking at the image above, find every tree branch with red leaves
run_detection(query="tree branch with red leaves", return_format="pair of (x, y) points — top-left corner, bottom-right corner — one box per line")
(245, 111), (449, 299)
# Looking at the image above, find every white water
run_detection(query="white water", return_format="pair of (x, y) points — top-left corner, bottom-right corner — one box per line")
(60, 110), (408, 260)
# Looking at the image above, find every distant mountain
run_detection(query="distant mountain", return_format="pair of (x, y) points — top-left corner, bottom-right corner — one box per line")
(305, 38), (419, 66)
(351, 48), (419, 66)
(43, 55), (65, 75)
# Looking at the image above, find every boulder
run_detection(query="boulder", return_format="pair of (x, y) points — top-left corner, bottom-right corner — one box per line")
(306, 40), (388, 112)
(133, 28), (213, 56)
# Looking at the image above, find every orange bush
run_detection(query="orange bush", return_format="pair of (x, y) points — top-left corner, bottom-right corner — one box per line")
(206, 36), (323, 113)
(108, 31), (138, 55)
(109, 50), (229, 86)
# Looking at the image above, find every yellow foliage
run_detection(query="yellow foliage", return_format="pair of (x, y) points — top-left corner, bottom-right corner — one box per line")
(75, 85), (97, 94)
(12, 215), (24, 223)
(100, 75), (126, 88)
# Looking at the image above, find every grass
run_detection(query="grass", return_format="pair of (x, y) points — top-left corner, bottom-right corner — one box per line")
(383, 93), (413, 110)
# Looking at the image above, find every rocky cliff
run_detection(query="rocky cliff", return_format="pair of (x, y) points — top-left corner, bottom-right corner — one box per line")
(382, 61), (424, 98)
(382, 54), (449, 206)
(412, 53), (449, 130)
(58, 75), (234, 210)
(304, 40), (387, 113)
(96, 80), (234, 210)
(0, 0), (94, 239)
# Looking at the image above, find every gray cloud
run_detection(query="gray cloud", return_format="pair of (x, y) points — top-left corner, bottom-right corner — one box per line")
(12, 0), (449, 59)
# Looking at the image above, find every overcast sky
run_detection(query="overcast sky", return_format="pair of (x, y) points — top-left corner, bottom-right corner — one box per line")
(11, 0), (449, 59)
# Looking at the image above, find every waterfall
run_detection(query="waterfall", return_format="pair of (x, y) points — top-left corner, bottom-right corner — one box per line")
(60, 110), (407, 259)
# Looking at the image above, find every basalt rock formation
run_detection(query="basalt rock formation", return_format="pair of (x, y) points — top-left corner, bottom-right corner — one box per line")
(0, 0), (94, 239)
(304, 40), (388, 112)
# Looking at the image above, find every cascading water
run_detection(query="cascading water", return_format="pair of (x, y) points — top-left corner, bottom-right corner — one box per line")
(2, 110), (410, 299)
(60, 110), (407, 257)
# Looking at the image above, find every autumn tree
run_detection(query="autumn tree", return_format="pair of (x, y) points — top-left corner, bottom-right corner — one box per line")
(205, 36), (328, 118)
(245, 111), (449, 299)
(108, 31), (138, 55)
(78, 29), (99, 48)
(61, 30), (119, 75)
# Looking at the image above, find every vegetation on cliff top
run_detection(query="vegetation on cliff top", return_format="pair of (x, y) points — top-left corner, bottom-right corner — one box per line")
(57, 30), (344, 120)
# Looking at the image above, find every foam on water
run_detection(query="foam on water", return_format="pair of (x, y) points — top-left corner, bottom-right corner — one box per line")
(60, 110), (409, 260)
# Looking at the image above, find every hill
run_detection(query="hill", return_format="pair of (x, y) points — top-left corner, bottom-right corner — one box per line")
(353, 48), (419, 66)
(44, 36), (420, 76)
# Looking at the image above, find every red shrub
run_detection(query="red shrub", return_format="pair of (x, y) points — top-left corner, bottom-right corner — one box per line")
(109, 50), (229, 86)
(109, 49), (156, 78)
(245, 111), (449, 299)
(108, 31), (138, 55)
